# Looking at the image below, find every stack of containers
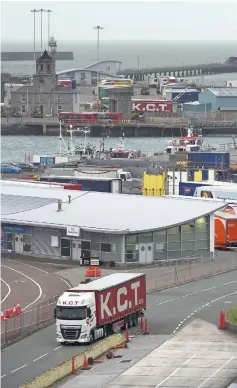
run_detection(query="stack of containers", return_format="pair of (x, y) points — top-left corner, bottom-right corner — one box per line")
(188, 152), (230, 181)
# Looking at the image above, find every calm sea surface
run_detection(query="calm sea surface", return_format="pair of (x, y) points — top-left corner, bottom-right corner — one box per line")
(1, 135), (236, 163)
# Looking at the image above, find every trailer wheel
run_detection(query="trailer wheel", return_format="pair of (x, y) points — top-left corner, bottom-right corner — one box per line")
(104, 325), (108, 338)
(132, 313), (138, 327)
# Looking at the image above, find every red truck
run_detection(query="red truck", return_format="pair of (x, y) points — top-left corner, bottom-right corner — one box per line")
(56, 273), (146, 344)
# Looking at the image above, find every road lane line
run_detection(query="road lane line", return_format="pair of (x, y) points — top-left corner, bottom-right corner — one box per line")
(53, 346), (62, 351)
(33, 353), (48, 362)
(10, 260), (71, 287)
(11, 365), (27, 373)
(1, 375), (6, 379)
(155, 354), (196, 387)
(197, 356), (235, 388)
(172, 290), (237, 335)
(2, 265), (42, 311)
(0, 278), (11, 303)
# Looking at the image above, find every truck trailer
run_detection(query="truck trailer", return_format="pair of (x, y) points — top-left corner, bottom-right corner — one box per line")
(215, 211), (237, 248)
(56, 273), (146, 344)
(40, 175), (122, 193)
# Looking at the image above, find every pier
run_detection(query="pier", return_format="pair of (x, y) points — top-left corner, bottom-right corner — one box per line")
(1, 117), (237, 137)
(118, 57), (237, 80)
(1, 51), (74, 61)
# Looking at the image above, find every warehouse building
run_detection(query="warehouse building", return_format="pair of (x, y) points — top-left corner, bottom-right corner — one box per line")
(198, 88), (237, 111)
(1, 183), (226, 264)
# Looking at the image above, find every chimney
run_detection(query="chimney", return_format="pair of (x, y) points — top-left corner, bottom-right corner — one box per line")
(57, 199), (62, 212)
(68, 195), (71, 204)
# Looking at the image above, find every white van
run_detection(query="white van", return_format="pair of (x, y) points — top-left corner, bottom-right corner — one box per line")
(194, 185), (237, 201)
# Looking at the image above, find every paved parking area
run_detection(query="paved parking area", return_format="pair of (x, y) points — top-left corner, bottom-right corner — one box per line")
(57, 319), (237, 388)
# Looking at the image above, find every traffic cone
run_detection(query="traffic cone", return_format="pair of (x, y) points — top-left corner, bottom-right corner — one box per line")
(125, 325), (130, 343)
(111, 343), (128, 349)
(0, 311), (5, 321)
(71, 356), (76, 374)
(15, 302), (22, 315)
(81, 354), (90, 370)
(143, 318), (149, 335)
(219, 311), (225, 330)
(13, 306), (17, 316)
(5, 308), (14, 319)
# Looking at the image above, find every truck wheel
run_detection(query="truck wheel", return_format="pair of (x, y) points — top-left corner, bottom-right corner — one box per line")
(89, 331), (94, 344)
(132, 313), (138, 327)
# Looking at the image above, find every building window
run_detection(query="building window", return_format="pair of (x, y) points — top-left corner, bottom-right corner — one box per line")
(21, 93), (27, 103)
(21, 105), (26, 113)
(39, 94), (43, 103)
(125, 234), (139, 262)
(57, 94), (62, 103)
(40, 64), (44, 71)
(57, 106), (62, 114)
(2, 233), (13, 250)
(23, 235), (31, 252)
(101, 243), (111, 253)
(61, 238), (71, 257)
(47, 64), (50, 72)
(81, 240), (90, 258)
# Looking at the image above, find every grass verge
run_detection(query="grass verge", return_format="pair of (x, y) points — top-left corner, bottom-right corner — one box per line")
(226, 305), (237, 324)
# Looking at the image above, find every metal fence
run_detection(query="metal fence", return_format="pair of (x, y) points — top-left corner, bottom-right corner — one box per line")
(1, 296), (58, 348)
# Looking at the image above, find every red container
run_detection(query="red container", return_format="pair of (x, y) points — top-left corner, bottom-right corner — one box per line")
(132, 99), (173, 113)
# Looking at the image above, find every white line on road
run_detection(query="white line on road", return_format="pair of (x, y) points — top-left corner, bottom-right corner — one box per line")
(2, 265), (42, 311)
(157, 298), (176, 306)
(11, 365), (27, 373)
(155, 354), (196, 387)
(53, 346), (62, 351)
(0, 277), (11, 303)
(10, 260), (71, 287)
(33, 353), (48, 362)
(172, 290), (237, 335)
(1, 375), (6, 379)
(197, 356), (235, 388)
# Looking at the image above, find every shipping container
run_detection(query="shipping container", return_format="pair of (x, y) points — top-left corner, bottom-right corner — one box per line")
(166, 89), (199, 102)
(40, 175), (122, 193)
(188, 152), (230, 169)
(179, 180), (237, 196)
(215, 211), (237, 248)
(56, 273), (146, 344)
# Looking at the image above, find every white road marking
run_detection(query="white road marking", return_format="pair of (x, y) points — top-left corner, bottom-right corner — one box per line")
(172, 290), (237, 335)
(11, 365), (27, 373)
(53, 346), (62, 351)
(197, 356), (235, 388)
(157, 298), (176, 306)
(10, 260), (71, 287)
(224, 301), (232, 303)
(1, 375), (6, 379)
(155, 355), (196, 387)
(0, 278), (11, 303)
(33, 353), (48, 362)
(2, 265), (42, 311)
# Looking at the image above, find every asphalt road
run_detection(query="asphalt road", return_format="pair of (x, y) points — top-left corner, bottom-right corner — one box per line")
(1, 270), (237, 388)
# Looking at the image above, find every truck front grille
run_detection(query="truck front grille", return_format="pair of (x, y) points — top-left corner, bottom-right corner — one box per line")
(61, 326), (81, 340)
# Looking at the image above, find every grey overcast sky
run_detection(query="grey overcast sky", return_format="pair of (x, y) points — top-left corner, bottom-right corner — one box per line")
(1, 1), (237, 42)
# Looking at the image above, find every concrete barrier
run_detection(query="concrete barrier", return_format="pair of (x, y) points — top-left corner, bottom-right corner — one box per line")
(19, 333), (125, 388)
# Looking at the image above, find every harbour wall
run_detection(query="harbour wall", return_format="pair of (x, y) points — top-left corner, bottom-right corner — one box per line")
(1, 117), (237, 137)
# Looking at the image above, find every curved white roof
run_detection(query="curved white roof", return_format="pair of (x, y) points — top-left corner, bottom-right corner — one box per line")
(57, 60), (122, 76)
(1, 184), (226, 233)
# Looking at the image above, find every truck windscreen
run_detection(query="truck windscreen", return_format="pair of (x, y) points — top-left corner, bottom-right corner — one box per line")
(56, 306), (87, 320)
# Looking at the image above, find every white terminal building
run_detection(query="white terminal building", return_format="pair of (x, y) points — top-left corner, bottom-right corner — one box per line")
(1, 181), (226, 264)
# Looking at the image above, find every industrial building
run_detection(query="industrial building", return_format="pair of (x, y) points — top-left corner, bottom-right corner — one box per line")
(1, 182), (226, 263)
(57, 60), (122, 86)
(198, 88), (237, 111)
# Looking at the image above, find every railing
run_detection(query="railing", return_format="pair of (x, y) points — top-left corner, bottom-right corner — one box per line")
(1, 296), (58, 348)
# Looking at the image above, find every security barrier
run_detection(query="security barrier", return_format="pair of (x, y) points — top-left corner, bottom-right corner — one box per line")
(20, 333), (125, 388)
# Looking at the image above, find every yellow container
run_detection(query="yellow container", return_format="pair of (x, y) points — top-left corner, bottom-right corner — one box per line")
(142, 172), (165, 196)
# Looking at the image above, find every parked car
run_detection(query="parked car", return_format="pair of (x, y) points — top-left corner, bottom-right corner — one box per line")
(11, 162), (35, 171)
(1, 164), (22, 173)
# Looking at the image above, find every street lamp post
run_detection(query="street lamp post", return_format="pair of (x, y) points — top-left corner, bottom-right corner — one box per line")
(31, 9), (40, 70)
(93, 25), (104, 84)
(46, 10), (53, 51)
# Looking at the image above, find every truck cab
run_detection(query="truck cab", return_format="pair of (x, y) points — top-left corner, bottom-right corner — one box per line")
(119, 171), (132, 181)
(56, 292), (99, 344)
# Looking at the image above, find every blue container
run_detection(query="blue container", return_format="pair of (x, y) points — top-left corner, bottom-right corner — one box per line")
(179, 181), (212, 196)
(202, 169), (209, 180)
(40, 176), (122, 193)
(188, 152), (230, 169)
(172, 91), (199, 103)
